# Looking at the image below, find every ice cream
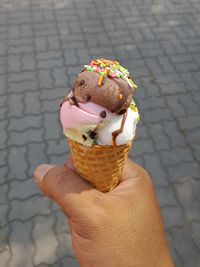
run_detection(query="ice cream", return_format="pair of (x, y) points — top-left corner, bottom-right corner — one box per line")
(60, 59), (139, 192)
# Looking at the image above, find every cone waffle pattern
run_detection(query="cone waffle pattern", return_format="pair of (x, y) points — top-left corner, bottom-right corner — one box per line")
(69, 139), (132, 192)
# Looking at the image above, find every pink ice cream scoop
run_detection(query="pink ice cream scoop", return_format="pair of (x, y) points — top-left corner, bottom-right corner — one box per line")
(60, 99), (115, 130)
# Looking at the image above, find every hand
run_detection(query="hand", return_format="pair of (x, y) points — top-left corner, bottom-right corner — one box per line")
(34, 159), (174, 267)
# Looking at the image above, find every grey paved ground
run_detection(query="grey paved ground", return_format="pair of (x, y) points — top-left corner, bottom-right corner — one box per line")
(0, 0), (200, 266)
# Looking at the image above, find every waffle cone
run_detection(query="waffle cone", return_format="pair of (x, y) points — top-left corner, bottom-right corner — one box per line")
(68, 139), (132, 192)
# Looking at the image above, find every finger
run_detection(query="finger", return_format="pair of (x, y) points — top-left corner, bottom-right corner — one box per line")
(65, 158), (76, 171)
(34, 164), (97, 217)
(111, 158), (151, 194)
(34, 164), (57, 197)
(120, 158), (144, 182)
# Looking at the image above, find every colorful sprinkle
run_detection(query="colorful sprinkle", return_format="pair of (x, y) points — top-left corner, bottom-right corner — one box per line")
(129, 100), (138, 113)
(98, 74), (103, 86)
(84, 59), (138, 89)
(118, 93), (123, 99)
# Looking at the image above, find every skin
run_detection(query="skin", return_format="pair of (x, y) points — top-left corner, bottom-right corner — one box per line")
(34, 159), (174, 267)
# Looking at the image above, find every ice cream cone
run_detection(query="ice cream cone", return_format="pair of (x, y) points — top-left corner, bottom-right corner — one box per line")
(69, 139), (132, 192)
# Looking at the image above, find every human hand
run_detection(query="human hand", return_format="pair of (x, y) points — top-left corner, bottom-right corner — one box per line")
(34, 159), (174, 267)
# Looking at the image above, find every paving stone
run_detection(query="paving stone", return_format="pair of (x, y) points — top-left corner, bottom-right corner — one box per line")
(0, 106), (6, 120)
(161, 147), (194, 166)
(8, 146), (28, 180)
(178, 94), (199, 116)
(9, 80), (38, 93)
(38, 58), (63, 69)
(133, 138), (154, 157)
(57, 231), (75, 259)
(7, 93), (23, 118)
(170, 54), (193, 64)
(160, 82), (187, 95)
(60, 257), (79, 267)
(39, 69), (53, 89)
(76, 50), (90, 67)
(35, 37), (48, 52)
(145, 58), (162, 74)
(0, 204), (8, 225)
(192, 144), (200, 162)
(0, 149), (7, 167)
(140, 27), (155, 41)
(140, 96), (165, 110)
(144, 84), (161, 97)
(0, 166), (7, 185)
(9, 195), (51, 221)
(37, 51), (62, 61)
(167, 162), (200, 183)
(64, 50), (78, 65)
(9, 179), (39, 200)
(0, 224), (10, 251)
(166, 95), (187, 117)
(148, 123), (171, 150)
(161, 205), (185, 229)
(41, 87), (66, 100)
(53, 68), (68, 87)
(47, 139), (68, 156)
(0, 41), (6, 56)
(22, 54), (36, 71)
(156, 186), (177, 208)
(55, 210), (69, 234)
(0, 250), (10, 267)
(24, 91), (41, 115)
(34, 23), (58, 37)
(8, 54), (21, 72)
(33, 215), (59, 266)
(9, 44), (34, 54)
(21, 24), (33, 38)
(175, 62), (199, 72)
(8, 115), (42, 131)
(9, 38), (33, 48)
(42, 99), (60, 113)
(0, 56), (6, 66)
(0, 76), (6, 94)
(48, 36), (60, 50)
(178, 116), (200, 131)
(0, 120), (7, 149)
(157, 56), (175, 73)
(9, 128), (43, 146)
(180, 72), (199, 92)
(143, 107), (172, 123)
(163, 120), (186, 148)
(170, 228), (200, 267)
(136, 124), (148, 139)
(44, 112), (62, 140)
(27, 143), (47, 177)
(9, 221), (34, 267)
(141, 47), (164, 58)
(167, 231), (184, 267)
(155, 73), (180, 84)
(0, 184), (8, 204)
(174, 178), (200, 221)
(0, 65), (6, 75)
(185, 128), (200, 145)
(49, 153), (70, 165)
(143, 154), (169, 187)
(191, 222), (200, 248)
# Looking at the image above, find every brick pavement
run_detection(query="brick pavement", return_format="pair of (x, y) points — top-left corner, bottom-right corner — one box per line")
(0, 0), (200, 266)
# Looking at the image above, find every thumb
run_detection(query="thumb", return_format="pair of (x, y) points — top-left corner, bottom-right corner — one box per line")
(34, 163), (95, 217)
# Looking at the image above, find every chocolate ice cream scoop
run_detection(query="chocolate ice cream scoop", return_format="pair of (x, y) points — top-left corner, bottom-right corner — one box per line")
(71, 59), (137, 114)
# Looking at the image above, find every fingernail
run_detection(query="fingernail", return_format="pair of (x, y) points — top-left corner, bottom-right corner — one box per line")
(34, 164), (56, 183)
